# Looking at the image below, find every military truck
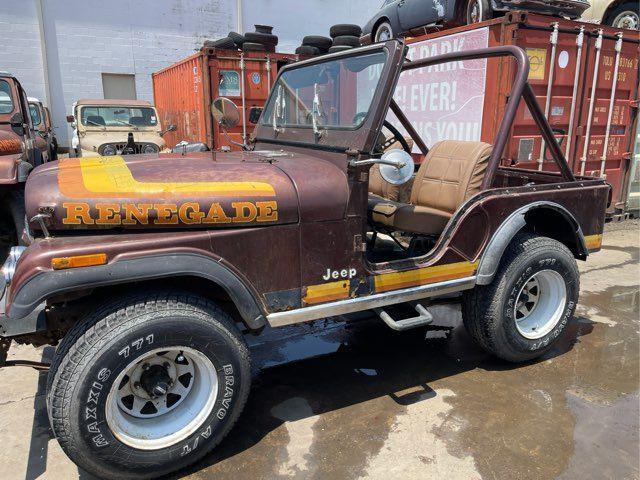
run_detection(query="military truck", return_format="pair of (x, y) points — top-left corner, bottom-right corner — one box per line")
(0, 42), (608, 479)
(67, 99), (176, 157)
(0, 73), (45, 251)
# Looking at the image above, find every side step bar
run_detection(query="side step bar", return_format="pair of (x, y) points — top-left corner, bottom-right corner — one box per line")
(375, 303), (434, 331)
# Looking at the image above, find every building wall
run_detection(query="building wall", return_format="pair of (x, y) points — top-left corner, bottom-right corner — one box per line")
(0, 0), (379, 148)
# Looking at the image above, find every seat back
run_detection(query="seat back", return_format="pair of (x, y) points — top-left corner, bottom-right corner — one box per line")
(410, 140), (493, 214)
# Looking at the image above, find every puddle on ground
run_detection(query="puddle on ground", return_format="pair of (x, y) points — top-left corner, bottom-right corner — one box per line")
(182, 276), (638, 480)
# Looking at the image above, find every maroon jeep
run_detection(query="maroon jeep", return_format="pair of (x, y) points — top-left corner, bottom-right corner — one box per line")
(0, 73), (46, 252)
(0, 42), (608, 479)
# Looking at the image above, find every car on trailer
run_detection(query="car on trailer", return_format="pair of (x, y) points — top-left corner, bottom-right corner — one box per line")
(0, 41), (608, 479)
(581, 0), (639, 29)
(361, 0), (592, 42)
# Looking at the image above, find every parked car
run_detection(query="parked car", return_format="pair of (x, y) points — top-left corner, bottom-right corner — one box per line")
(0, 42), (609, 479)
(580, 0), (639, 29)
(67, 99), (176, 157)
(0, 74), (45, 251)
(28, 97), (57, 162)
(362, 0), (592, 42)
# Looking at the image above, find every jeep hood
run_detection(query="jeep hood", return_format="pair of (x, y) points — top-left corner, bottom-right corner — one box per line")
(25, 152), (308, 231)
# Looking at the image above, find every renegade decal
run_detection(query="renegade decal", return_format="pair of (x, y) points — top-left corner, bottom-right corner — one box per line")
(584, 234), (603, 251)
(62, 201), (278, 226)
(374, 260), (479, 293)
(303, 280), (350, 305)
(58, 157), (276, 199)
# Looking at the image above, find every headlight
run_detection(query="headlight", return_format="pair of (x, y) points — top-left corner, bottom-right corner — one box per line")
(102, 145), (117, 156)
(142, 144), (159, 154)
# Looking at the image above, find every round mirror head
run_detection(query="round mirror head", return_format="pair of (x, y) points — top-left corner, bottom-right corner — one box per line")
(379, 149), (415, 185)
(212, 97), (240, 129)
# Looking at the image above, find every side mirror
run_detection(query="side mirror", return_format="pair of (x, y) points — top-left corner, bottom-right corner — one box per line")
(350, 149), (415, 186)
(378, 150), (415, 185)
(10, 112), (25, 136)
(212, 97), (240, 129)
(66, 115), (75, 123)
(160, 124), (177, 137)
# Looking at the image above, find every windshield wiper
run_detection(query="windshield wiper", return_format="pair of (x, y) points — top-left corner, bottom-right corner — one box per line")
(311, 83), (325, 139)
(114, 119), (138, 129)
(272, 84), (284, 134)
(86, 119), (106, 130)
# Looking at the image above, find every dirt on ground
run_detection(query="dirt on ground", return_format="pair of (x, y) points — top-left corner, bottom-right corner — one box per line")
(0, 221), (638, 480)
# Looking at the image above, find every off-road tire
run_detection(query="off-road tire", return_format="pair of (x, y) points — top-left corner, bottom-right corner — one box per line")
(244, 31), (278, 46)
(330, 24), (362, 38)
(296, 45), (321, 56)
(302, 35), (333, 50)
(206, 37), (237, 50)
(329, 45), (353, 53)
(462, 233), (579, 362)
(332, 35), (361, 48)
(242, 42), (266, 52)
(228, 31), (246, 47)
(46, 291), (251, 479)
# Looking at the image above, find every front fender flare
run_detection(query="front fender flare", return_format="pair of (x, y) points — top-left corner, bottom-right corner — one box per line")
(4, 253), (267, 336)
(476, 202), (588, 285)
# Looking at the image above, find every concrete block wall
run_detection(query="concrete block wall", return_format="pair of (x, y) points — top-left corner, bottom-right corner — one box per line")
(0, 0), (379, 148)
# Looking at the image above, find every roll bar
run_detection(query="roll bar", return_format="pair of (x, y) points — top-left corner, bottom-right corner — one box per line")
(399, 45), (576, 189)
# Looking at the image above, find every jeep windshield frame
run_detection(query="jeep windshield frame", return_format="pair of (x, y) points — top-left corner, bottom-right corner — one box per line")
(254, 40), (407, 154)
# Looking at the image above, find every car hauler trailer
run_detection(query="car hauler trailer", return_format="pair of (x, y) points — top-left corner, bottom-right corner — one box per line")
(153, 47), (298, 152)
(391, 11), (639, 214)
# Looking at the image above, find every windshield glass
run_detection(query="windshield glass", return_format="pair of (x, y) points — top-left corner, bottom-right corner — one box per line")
(80, 106), (158, 127)
(29, 103), (42, 126)
(260, 51), (388, 132)
(0, 80), (14, 114)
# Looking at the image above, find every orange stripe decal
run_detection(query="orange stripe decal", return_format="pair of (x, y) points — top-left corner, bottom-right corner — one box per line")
(58, 156), (276, 199)
(303, 280), (350, 305)
(374, 261), (479, 293)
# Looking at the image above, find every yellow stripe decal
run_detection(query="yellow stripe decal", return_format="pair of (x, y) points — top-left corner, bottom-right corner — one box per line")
(584, 234), (603, 250)
(303, 280), (350, 305)
(79, 156), (276, 196)
(374, 260), (479, 293)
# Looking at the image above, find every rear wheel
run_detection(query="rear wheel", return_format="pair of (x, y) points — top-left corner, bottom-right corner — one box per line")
(465, 0), (492, 24)
(374, 22), (393, 42)
(47, 292), (251, 479)
(605, 2), (639, 30)
(462, 233), (579, 362)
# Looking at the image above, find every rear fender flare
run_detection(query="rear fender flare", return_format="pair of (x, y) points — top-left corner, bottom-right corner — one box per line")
(7, 253), (267, 332)
(476, 202), (587, 285)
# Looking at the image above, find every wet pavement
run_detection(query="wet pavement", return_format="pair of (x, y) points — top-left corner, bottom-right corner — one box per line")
(0, 221), (638, 480)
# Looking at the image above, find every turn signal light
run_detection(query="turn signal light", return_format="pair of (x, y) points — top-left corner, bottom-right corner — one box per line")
(51, 253), (107, 270)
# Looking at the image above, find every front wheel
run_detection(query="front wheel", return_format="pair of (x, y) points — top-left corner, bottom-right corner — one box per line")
(46, 292), (251, 479)
(462, 233), (579, 362)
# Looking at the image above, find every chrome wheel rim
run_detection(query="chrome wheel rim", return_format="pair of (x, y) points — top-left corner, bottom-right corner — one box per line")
(376, 25), (392, 42)
(612, 11), (639, 30)
(106, 347), (218, 450)
(514, 270), (567, 340)
(468, 0), (482, 23)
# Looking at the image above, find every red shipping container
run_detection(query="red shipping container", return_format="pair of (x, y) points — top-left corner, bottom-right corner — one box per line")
(153, 47), (298, 152)
(395, 12), (639, 213)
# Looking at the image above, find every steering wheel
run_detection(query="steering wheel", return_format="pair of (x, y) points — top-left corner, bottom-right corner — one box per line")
(353, 113), (411, 155)
(378, 120), (411, 154)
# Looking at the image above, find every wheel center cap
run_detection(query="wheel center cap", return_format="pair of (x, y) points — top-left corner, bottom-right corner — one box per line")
(140, 364), (173, 398)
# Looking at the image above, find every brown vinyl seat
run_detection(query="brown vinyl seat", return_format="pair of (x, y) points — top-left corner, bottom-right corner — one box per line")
(369, 140), (493, 236)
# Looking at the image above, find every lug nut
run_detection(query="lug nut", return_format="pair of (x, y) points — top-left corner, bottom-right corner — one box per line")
(142, 363), (150, 371)
(176, 355), (185, 362)
(134, 381), (141, 389)
(163, 362), (170, 369)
